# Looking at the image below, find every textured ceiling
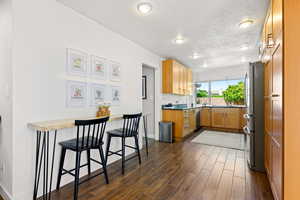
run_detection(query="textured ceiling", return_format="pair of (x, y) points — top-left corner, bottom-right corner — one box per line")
(58, 0), (269, 70)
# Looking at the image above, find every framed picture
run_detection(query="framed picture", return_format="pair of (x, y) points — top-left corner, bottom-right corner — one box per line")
(110, 86), (121, 106)
(66, 80), (87, 107)
(109, 61), (121, 82)
(142, 75), (147, 99)
(66, 48), (88, 76)
(90, 83), (107, 106)
(90, 55), (107, 80)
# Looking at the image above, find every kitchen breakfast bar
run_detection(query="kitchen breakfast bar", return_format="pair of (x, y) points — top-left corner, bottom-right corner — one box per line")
(27, 114), (149, 200)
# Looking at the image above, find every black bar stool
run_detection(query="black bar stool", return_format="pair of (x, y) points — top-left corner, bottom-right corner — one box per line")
(56, 117), (109, 200)
(105, 113), (142, 175)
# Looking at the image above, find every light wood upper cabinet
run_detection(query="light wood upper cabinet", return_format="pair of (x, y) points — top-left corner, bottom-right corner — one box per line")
(272, 0), (282, 44)
(262, 1), (283, 200)
(162, 59), (193, 95)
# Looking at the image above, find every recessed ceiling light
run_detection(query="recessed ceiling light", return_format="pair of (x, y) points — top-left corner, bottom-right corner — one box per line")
(239, 19), (255, 29)
(191, 53), (200, 59)
(202, 62), (208, 68)
(241, 57), (247, 62)
(137, 2), (152, 15)
(173, 36), (185, 44)
(240, 44), (249, 51)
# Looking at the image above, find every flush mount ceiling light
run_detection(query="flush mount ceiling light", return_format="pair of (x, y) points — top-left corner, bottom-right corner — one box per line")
(191, 53), (201, 59)
(137, 2), (153, 15)
(240, 44), (249, 51)
(239, 19), (255, 29)
(173, 36), (185, 44)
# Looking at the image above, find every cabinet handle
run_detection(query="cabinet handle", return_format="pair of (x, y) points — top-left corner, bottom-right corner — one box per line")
(271, 94), (280, 97)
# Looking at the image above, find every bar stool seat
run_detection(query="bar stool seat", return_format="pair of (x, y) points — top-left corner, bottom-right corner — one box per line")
(59, 137), (104, 151)
(107, 128), (138, 137)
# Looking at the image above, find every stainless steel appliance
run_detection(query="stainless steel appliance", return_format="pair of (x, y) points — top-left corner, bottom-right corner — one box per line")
(243, 62), (265, 172)
(159, 121), (173, 143)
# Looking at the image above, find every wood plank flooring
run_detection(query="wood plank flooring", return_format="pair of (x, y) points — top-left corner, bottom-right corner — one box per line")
(49, 135), (274, 200)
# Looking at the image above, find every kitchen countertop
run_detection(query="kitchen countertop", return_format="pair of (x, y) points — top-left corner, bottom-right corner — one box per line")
(162, 105), (247, 110)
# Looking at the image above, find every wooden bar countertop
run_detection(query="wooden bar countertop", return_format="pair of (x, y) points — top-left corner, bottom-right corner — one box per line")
(27, 115), (123, 132)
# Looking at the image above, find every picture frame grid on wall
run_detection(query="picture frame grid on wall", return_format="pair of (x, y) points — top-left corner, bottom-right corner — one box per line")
(109, 61), (121, 82)
(66, 48), (88, 77)
(90, 55), (107, 80)
(66, 80), (88, 108)
(89, 83), (107, 106)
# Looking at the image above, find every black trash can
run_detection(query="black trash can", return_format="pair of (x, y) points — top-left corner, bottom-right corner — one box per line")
(159, 121), (173, 143)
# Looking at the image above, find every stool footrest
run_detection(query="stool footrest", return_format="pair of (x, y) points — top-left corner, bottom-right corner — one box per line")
(90, 158), (103, 165)
(124, 145), (137, 150)
(62, 163), (89, 176)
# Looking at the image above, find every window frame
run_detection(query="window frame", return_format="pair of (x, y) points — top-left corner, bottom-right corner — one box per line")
(195, 78), (245, 106)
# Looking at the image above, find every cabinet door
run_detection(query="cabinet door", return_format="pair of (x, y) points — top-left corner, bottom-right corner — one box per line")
(224, 108), (240, 129)
(265, 133), (272, 176)
(211, 108), (225, 128)
(200, 108), (211, 127)
(189, 109), (196, 132)
(271, 139), (282, 200)
(187, 69), (193, 95)
(271, 44), (283, 145)
(270, 35), (283, 200)
(172, 62), (180, 94)
(272, 0), (282, 44)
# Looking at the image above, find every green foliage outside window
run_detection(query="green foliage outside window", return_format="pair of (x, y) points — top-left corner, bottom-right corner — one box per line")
(223, 81), (245, 105)
(197, 90), (208, 97)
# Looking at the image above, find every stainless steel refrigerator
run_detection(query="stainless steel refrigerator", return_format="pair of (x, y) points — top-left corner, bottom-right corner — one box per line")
(243, 62), (265, 172)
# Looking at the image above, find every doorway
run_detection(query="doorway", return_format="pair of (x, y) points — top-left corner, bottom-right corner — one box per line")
(142, 65), (155, 139)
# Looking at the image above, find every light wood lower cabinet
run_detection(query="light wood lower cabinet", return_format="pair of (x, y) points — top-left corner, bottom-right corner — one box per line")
(200, 108), (211, 127)
(162, 109), (198, 141)
(211, 108), (244, 130)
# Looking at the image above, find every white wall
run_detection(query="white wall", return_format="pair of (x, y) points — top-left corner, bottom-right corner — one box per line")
(0, 0), (13, 198)
(11, 0), (161, 199)
(193, 64), (248, 82)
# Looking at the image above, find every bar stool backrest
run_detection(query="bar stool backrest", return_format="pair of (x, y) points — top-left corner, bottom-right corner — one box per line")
(74, 116), (109, 150)
(122, 113), (142, 137)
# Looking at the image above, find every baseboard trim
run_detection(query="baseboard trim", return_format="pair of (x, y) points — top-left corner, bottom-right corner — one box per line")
(0, 183), (13, 200)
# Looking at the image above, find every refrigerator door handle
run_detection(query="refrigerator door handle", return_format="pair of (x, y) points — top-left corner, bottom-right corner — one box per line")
(243, 126), (253, 135)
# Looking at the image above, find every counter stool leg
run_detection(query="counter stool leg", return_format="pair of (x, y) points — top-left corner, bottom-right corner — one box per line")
(143, 116), (149, 156)
(134, 135), (141, 164)
(121, 137), (125, 175)
(74, 152), (81, 200)
(98, 146), (109, 184)
(87, 149), (91, 175)
(105, 135), (111, 165)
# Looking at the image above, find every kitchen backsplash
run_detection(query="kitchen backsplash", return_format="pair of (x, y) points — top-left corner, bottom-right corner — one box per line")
(161, 94), (195, 106)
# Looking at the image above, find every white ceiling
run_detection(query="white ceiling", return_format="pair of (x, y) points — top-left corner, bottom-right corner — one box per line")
(58, 0), (269, 70)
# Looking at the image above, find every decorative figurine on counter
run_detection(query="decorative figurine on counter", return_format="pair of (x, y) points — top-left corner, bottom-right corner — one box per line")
(96, 102), (111, 117)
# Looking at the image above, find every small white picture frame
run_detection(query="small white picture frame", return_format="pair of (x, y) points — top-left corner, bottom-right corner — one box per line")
(89, 83), (107, 106)
(110, 86), (121, 106)
(109, 61), (121, 82)
(90, 55), (107, 80)
(66, 80), (87, 107)
(66, 48), (88, 76)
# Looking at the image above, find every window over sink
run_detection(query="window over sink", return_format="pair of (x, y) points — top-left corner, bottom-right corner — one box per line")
(195, 79), (245, 106)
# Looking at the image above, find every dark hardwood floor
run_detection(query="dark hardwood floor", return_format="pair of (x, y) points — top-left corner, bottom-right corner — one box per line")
(50, 134), (274, 200)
